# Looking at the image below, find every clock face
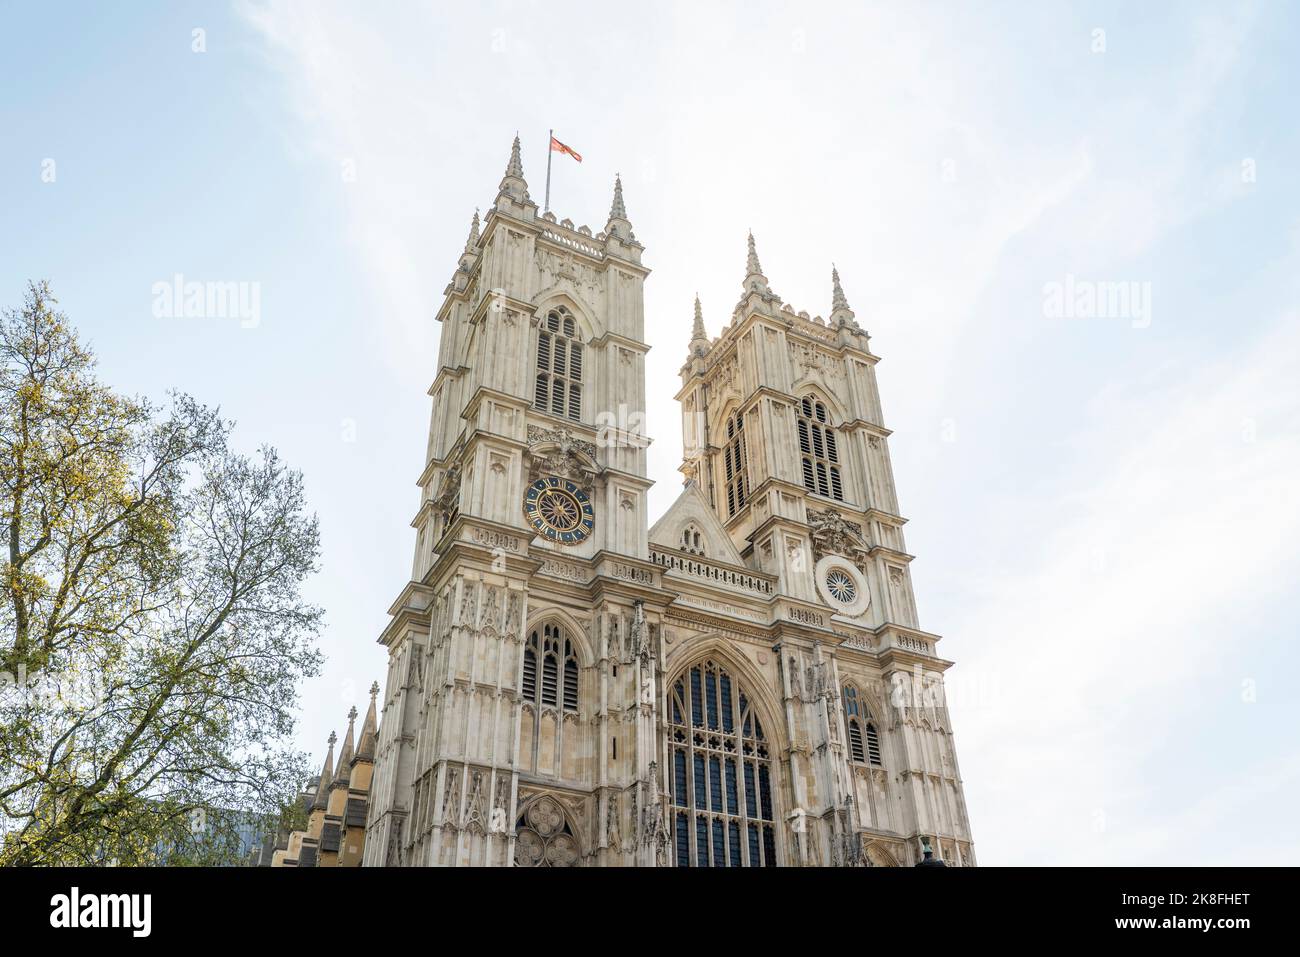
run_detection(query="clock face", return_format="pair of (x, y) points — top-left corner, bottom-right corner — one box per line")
(523, 477), (595, 544)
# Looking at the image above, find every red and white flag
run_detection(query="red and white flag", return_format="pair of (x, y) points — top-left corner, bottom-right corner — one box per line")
(550, 135), (582, 163)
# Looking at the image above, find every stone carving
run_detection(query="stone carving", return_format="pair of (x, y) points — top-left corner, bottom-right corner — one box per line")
(433, 464), (460, 514)
(539, 557), (586, 582)
(606, 791), (622, 852)
(480, 587), (500, 631)
(788, 607), (824, 626)
(535, 247), (601, 308)
(505, 591), (523, 637)
(463, 770), (487, 834)
(490, 779), (509, 834)
(442, 767), (461, 829)
(610, 562), (653, 584)
(789, 340), (843, 380)
(630, 601), (649, 664)
(458, 581), (477, 624)
(638, 762), (670, 863)
(526, 425), (597, 492)
(712, 355), (739, 399)
(475, 527), (520, 548)
(807, 507), (871, 572)
(515, 796), (579, 867)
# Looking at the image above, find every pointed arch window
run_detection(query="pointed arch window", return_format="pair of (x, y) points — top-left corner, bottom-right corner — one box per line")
(680, 523), (705, 556)
(723, 411), (748, 518)
(797, 395), (844, 501)
(843, 685), (882, 767)
(524, 623), (579, 712)
(514, 797), (579, 867)
(534, 307), (583, 421)
(668, 660), (777, 867)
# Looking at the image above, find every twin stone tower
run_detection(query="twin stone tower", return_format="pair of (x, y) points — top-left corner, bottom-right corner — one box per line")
(359, 136), (975, 868)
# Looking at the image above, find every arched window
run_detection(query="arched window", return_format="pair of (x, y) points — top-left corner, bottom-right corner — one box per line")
(523, 623), (579, 712)
(514, 797), (579, 867)
(797, 395), (844, 501)
(534, 307), (583, 421)
(680, 524), (705, 556)
(668, 660), (777, 866)
(843, 685), (882, 767)
(723, 411), (748, 518)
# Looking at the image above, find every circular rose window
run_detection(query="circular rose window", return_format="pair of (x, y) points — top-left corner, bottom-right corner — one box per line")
(826, 568), (857, 604)
(814, 556), (871, 618)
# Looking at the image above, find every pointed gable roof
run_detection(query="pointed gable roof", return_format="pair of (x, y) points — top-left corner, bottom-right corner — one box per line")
(332, 707), (357, 788)
(311, 732), (336, 811)
(648, 481), (745, 566)
(356, 682), (380, 762)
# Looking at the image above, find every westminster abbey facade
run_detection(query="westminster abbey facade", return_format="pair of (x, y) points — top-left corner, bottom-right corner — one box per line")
(360, 137), (975, 867)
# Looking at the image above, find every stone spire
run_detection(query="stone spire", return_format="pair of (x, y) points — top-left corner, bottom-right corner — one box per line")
(356, 682), (380, 762)
(458, 208), (481, 275)
(740, 231), (776, 300)
(829, 263), (860, 331)
(503, 134), (524, 179)
(332, 706), (357, 787)
(464, 208), (480, 251)
(311, 732), (336, 811)
(604, 174), (634, 244)
(496, 133), (530, 206)
(689, 294), (709, 357)
(831, 265), (849, 311)
(609, 174), (627, 221)
(746, 231), (763, 278)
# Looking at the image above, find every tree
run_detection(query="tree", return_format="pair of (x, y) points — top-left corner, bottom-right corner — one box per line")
(0, 281), (323, 865)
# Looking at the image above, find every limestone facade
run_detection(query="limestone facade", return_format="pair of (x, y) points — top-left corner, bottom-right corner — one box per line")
(361, 138), (974, 867)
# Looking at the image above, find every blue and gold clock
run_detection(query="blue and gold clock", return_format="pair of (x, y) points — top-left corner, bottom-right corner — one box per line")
(523, 477), (595, 544)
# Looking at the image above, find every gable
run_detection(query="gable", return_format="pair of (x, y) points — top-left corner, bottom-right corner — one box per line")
(648, 481), (745, 565)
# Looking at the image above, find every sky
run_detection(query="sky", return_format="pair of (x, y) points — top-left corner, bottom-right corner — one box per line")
(2, 0), (1297, 865)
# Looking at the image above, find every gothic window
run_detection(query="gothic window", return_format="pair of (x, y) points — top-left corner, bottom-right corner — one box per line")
(534, 307), (583, 421)
(843, 685), (882, 767)
(723, 411), (748, 518)
(524, 623), (579, 712)
(680, 524), (705, 556)
(797, 394), (844, 501)
(514, 797), (579, 867)
(668, 660), (777, 866)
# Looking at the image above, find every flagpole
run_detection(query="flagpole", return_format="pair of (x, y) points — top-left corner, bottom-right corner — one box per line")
(544, 128), (553, 213)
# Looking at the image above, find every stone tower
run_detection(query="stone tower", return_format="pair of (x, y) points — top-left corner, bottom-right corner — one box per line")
(363, 139), (974, 867)
(363, 138), (663, 867)
(668, 238), (975, 866)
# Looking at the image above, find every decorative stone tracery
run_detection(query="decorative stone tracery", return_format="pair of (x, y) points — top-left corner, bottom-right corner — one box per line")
(514, 796), (580, 867)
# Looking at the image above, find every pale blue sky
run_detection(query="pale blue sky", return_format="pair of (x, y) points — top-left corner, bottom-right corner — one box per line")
(3, 1), (1297, 865)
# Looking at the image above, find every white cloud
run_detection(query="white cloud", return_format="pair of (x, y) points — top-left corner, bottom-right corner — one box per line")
(953, 312), (1300, 864)
(235, 0), (1294, 864)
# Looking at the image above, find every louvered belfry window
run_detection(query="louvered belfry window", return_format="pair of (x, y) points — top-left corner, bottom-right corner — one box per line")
(843, 685), (882, 767)
(723, 411), (748, 518)
(797, 395), (844, 501)
(534, 307), (583, 421)
(524, 623), (579, 712)
(668, 660), (777, 867)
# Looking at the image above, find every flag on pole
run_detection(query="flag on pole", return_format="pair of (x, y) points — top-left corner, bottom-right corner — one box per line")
(550, 135), (582, 163)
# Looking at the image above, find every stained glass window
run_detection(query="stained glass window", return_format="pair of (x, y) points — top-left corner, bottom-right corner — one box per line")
(668, 660), (777, 866)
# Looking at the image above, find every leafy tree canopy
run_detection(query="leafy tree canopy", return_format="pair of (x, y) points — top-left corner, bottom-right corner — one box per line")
(1, 281), (323, 865)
